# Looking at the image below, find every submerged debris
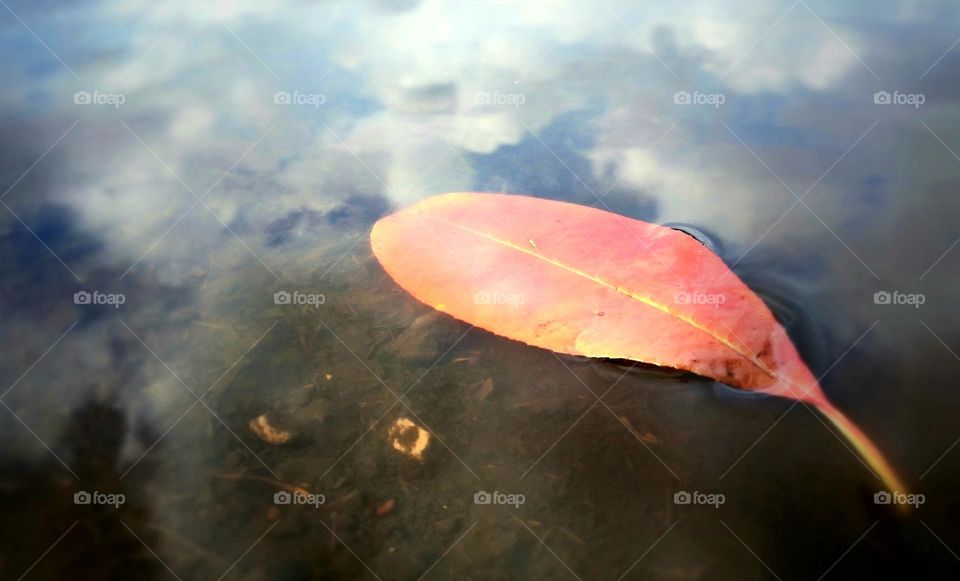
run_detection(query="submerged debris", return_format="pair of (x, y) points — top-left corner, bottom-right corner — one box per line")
(387, 417), (430, 459)
(248, 414), (293, 445)
(618, 415), (660, 446)
(376, 498), (396, 516)
(476, 378), (494, 401)
(212, 472), (310, 496)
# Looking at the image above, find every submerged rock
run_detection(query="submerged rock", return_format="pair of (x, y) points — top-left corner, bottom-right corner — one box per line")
(381, 311), (465, 363)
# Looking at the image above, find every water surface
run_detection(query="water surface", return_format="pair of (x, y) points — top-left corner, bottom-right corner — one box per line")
(2, 1), (960, 579)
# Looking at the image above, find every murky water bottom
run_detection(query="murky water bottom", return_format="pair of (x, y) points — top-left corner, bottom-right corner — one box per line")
(3, 201), (956, 580)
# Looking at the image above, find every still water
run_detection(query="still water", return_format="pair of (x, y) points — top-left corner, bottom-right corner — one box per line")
(2, 1), (959, 579)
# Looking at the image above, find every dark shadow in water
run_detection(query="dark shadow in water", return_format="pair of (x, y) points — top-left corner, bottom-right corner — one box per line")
(0, 398), (163, 580)
(264, 194), (390, 247)
(325, 194), (391, 228)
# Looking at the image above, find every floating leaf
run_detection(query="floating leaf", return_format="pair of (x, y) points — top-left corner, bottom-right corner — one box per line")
(371, 193), (906, 495)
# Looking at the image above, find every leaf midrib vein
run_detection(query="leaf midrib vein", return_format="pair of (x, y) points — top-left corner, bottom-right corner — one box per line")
(426, 214), (774, 378)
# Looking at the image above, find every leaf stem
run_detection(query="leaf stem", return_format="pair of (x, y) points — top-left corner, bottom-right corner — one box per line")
(816, 400), (910, 512)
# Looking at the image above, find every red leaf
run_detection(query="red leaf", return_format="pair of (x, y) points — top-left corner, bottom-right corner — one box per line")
(371, 192), (907, 496)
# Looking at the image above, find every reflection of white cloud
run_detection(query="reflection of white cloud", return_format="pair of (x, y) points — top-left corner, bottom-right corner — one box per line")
(589, 141), (793, 243)
(280, 112), (482, 205)
(588, 112), (833, 249)
(106, 0), (276, 26)
(169, 106), (215, 141)
(302, 0), (870, 215)
(711, 14), (858, 92)
(71, 162), (193, 248)
(9, 0), (935, 281)
(40, 0), (882, 270)
(360, 0), (864, 93)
